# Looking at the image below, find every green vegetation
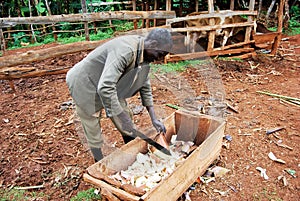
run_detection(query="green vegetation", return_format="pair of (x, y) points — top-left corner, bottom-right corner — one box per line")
(70, 188), (101, 201)
(0, 188), (46, 201)
(150, 59), (208, 74)
(286, 5), (300, 35)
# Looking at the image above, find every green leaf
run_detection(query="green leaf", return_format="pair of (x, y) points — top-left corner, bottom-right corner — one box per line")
(35, 1), (46, 13)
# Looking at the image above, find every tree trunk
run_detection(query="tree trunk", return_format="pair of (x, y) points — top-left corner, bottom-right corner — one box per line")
(266, 0), (276, 22)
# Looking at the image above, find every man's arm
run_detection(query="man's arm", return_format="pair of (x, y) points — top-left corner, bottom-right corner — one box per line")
(139, 75), (166, 133)
(98, 50), (133, 117)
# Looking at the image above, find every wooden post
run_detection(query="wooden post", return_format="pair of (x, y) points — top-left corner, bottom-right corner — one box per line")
(81, 0), (90, 41)
(207, 0), (215, 51)
(166, 0), (172, 11)
(271, 0), (284, 55)
(146, 2), (150, 28)
(132, 0), (138, 29)
(195, 0), (199, 12)
(244, 0), (255, 46)
(154, 0), (158, 26)
(0, 28), (5, 54)
(230, 0), (235, 10)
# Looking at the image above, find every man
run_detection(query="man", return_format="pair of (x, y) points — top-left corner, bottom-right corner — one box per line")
(66, 28), (173, 162)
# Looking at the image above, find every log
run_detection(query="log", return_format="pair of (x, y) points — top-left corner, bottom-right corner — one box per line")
(0, 67), (71, 80)
(165, 48), (254, 62)
(0, 39), (110, 69)
(0, 11), (176, 26)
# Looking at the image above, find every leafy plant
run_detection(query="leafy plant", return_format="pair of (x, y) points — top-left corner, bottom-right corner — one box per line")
(70, 188), (101, 201)
(0, 188), (46, 201)
(150, 60), (204, 74)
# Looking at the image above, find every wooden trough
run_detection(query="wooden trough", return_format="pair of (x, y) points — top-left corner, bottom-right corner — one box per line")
(83, 110), (226, 201)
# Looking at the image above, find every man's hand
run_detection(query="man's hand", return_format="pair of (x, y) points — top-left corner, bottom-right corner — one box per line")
(146, 106), (166, 133)
(152, 119), (166, 133)
(116, 111), (135, 134)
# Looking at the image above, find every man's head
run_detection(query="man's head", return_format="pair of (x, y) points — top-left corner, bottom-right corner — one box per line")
(144, 28), (173, 62)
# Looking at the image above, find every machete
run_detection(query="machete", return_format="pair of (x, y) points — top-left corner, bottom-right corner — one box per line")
(131, 129), (171, 156)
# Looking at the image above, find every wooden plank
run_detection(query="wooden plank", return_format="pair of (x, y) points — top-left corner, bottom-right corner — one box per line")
(83, 173), (140, 201)
(171, 21), (255, 32)
(221, 40), (255, 50)
(253, 32), (278, 44)
(165, 48), (254, 62)
(141, 112), (225, 201)
(0, 11), (176, 26)
(166, 10), (257, 25)
(87, 139), (148, 176)
(227, 51), (257, 60)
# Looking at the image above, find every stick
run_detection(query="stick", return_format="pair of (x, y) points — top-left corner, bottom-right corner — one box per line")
(280, 99), (300, 108)
(226, 102), (239, 113)
(274, 141), (293, 150)
(14, 184), (44, 190)
(266, 127), (285, 135)
(257, 91), (300, 102)
(166, 103), (180, 110)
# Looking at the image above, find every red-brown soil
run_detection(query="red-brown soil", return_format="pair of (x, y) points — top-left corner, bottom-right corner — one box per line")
(0, 35), (299, 200)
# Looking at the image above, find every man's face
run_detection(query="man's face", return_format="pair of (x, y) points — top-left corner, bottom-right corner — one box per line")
(144, 43), (171, 62)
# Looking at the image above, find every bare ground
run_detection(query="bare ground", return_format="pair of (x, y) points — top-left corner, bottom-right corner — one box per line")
(0, 35), (299, 200)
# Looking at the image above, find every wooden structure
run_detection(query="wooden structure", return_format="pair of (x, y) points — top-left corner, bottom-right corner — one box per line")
(84, 110), (226, 201)
(164, 0), (285, 62)
(0, 0), (285, 87)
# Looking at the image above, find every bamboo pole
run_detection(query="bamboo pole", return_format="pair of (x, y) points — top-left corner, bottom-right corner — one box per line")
(257, 91), (300, 102)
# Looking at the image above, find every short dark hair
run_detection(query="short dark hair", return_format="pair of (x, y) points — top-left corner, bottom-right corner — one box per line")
(146, 28), (173, 48)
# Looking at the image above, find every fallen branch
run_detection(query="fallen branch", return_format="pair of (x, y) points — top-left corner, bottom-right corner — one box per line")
(274, 141), (293, 150)
(14, 184), (44, 190)
(257, 91), (300, 105)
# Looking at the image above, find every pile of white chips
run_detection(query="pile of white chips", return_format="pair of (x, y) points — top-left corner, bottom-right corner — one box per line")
(109, 135), (194, 191)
